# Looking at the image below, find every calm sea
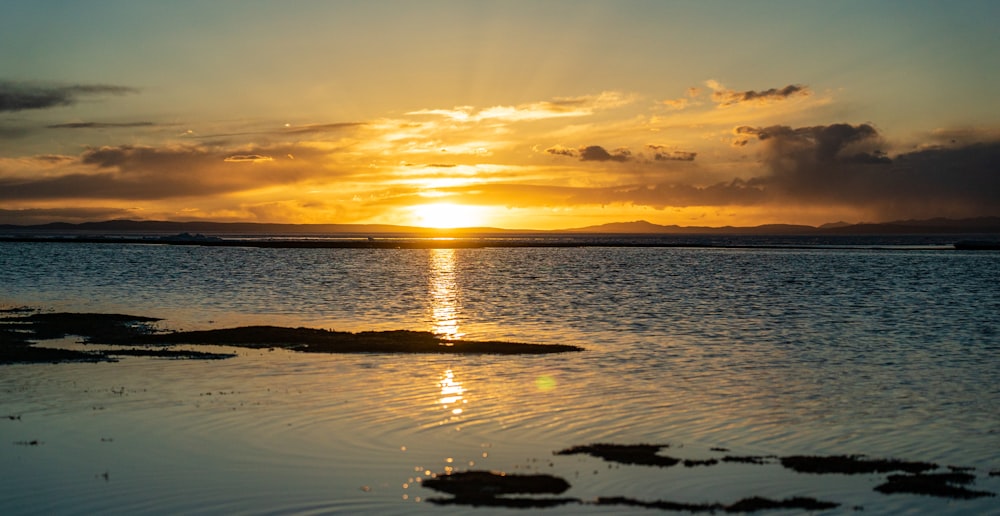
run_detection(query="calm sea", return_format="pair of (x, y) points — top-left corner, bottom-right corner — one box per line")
(2, 241), (999, 514)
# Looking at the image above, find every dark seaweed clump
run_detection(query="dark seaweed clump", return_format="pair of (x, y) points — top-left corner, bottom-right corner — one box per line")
(548, 442), (997, 505)
(781, 454), (937, 475)
(0, 311), (236, 363)
(15, 312), (161, 343)
(1, 310), (582, 364)
(555, 443), (680, 467)
(421, 469), (840, 511)
(594, 495), (839, 513)
(875, 472), (996, 499)
(139, 325), (583, 354)
(422, 471), (575, 508)
(555, 443), (779, 469)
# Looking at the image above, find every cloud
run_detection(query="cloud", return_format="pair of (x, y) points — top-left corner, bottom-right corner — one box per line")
(646, 144), (697, 161)
(580, 146), (631, 162)
(408, 91), (634, 122)
(661, 98), (690, 110)
(0, 143), (321, 201)
(661, 87), (703, 110)
(544, 145), (578, 158)
(913, 127), (1000, 149)
(0, 81), (138, 112)
(547, 144), (698, 164)
(737, 123), (1000, 219)
(30, 154), (76, 164)
(501, 124), (1000, 221)
(735, 123), (888, 163)
(415, 179), (768, 210)
(46, 121), (156, 129)
(546, 144), (632, 162)
(283, 122), (366, 134)
(223, 154), (274, 163)
(707, 80), (809, 107)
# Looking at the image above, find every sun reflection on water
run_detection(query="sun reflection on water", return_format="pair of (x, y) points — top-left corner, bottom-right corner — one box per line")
(438, 369), (467, 416)
(428, 248), (464, 339)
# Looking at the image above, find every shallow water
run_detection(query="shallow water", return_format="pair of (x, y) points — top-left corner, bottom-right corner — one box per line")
(2, 242), (999, 514)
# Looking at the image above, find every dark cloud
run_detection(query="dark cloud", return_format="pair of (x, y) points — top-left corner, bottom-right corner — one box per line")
(30, 154), (76, 164)
(647, 145), (696, 161)
(580, 145), (631, 162)
(461, 124), (1000, 220)
(712, 83), (809, 106)
(0, 81), (138, 112)
(47, 121), (155, 129)
(545, 145), (578, 157)
(0, 207), (137, 225)
(739, 123), (1000, 219)
(654, 151), (697, 161)
(549, 144), (696, 164)
(0, 144), (317, 201)
(735, 123), (887, 163)
(223, 154), (274, 163)
(546, 145), (632, 162)
(739, 84), (806, 103)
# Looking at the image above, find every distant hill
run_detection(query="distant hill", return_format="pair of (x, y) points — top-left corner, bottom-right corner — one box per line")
(817, 217), (1000, 235)
(2, 217), (998, 236)
(0, 219), (524, 236)
(565, 217), (1000, 235)
(563, 220), (817, 234)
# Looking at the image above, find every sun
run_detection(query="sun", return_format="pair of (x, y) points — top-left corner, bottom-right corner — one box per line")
(409, 203), (489, 229)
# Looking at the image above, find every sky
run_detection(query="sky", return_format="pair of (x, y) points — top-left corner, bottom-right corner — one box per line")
(2, 0), (999, 229)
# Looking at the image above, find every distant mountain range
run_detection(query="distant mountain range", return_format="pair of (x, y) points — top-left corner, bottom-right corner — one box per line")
(1, 217), (999, 236)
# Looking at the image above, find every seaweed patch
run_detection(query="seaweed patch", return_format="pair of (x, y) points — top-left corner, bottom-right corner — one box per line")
(554, 443), (680, 467)
(1, 309), (582, 364)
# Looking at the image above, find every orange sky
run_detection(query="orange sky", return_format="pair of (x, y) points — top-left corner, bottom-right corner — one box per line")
(2, 1), (998, 229)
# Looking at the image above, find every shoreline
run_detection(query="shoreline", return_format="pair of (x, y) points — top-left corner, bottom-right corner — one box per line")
(0, 234), (982, 250)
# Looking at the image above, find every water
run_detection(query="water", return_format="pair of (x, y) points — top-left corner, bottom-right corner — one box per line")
(2, 241), (999, 514)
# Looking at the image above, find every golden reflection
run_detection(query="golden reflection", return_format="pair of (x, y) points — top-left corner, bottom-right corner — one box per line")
(429, 248), (464, 339)
(438, 369), (467, 416)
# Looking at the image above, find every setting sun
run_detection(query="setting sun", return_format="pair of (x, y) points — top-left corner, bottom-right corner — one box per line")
(409, 203), (490, 229)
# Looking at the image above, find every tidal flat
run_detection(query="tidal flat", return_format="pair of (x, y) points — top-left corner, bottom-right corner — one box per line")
(3, 243), (999, 514)
(3, 308), (998, 514)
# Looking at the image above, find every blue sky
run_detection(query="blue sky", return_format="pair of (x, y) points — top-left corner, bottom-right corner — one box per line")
(2, 0), (998, 228)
